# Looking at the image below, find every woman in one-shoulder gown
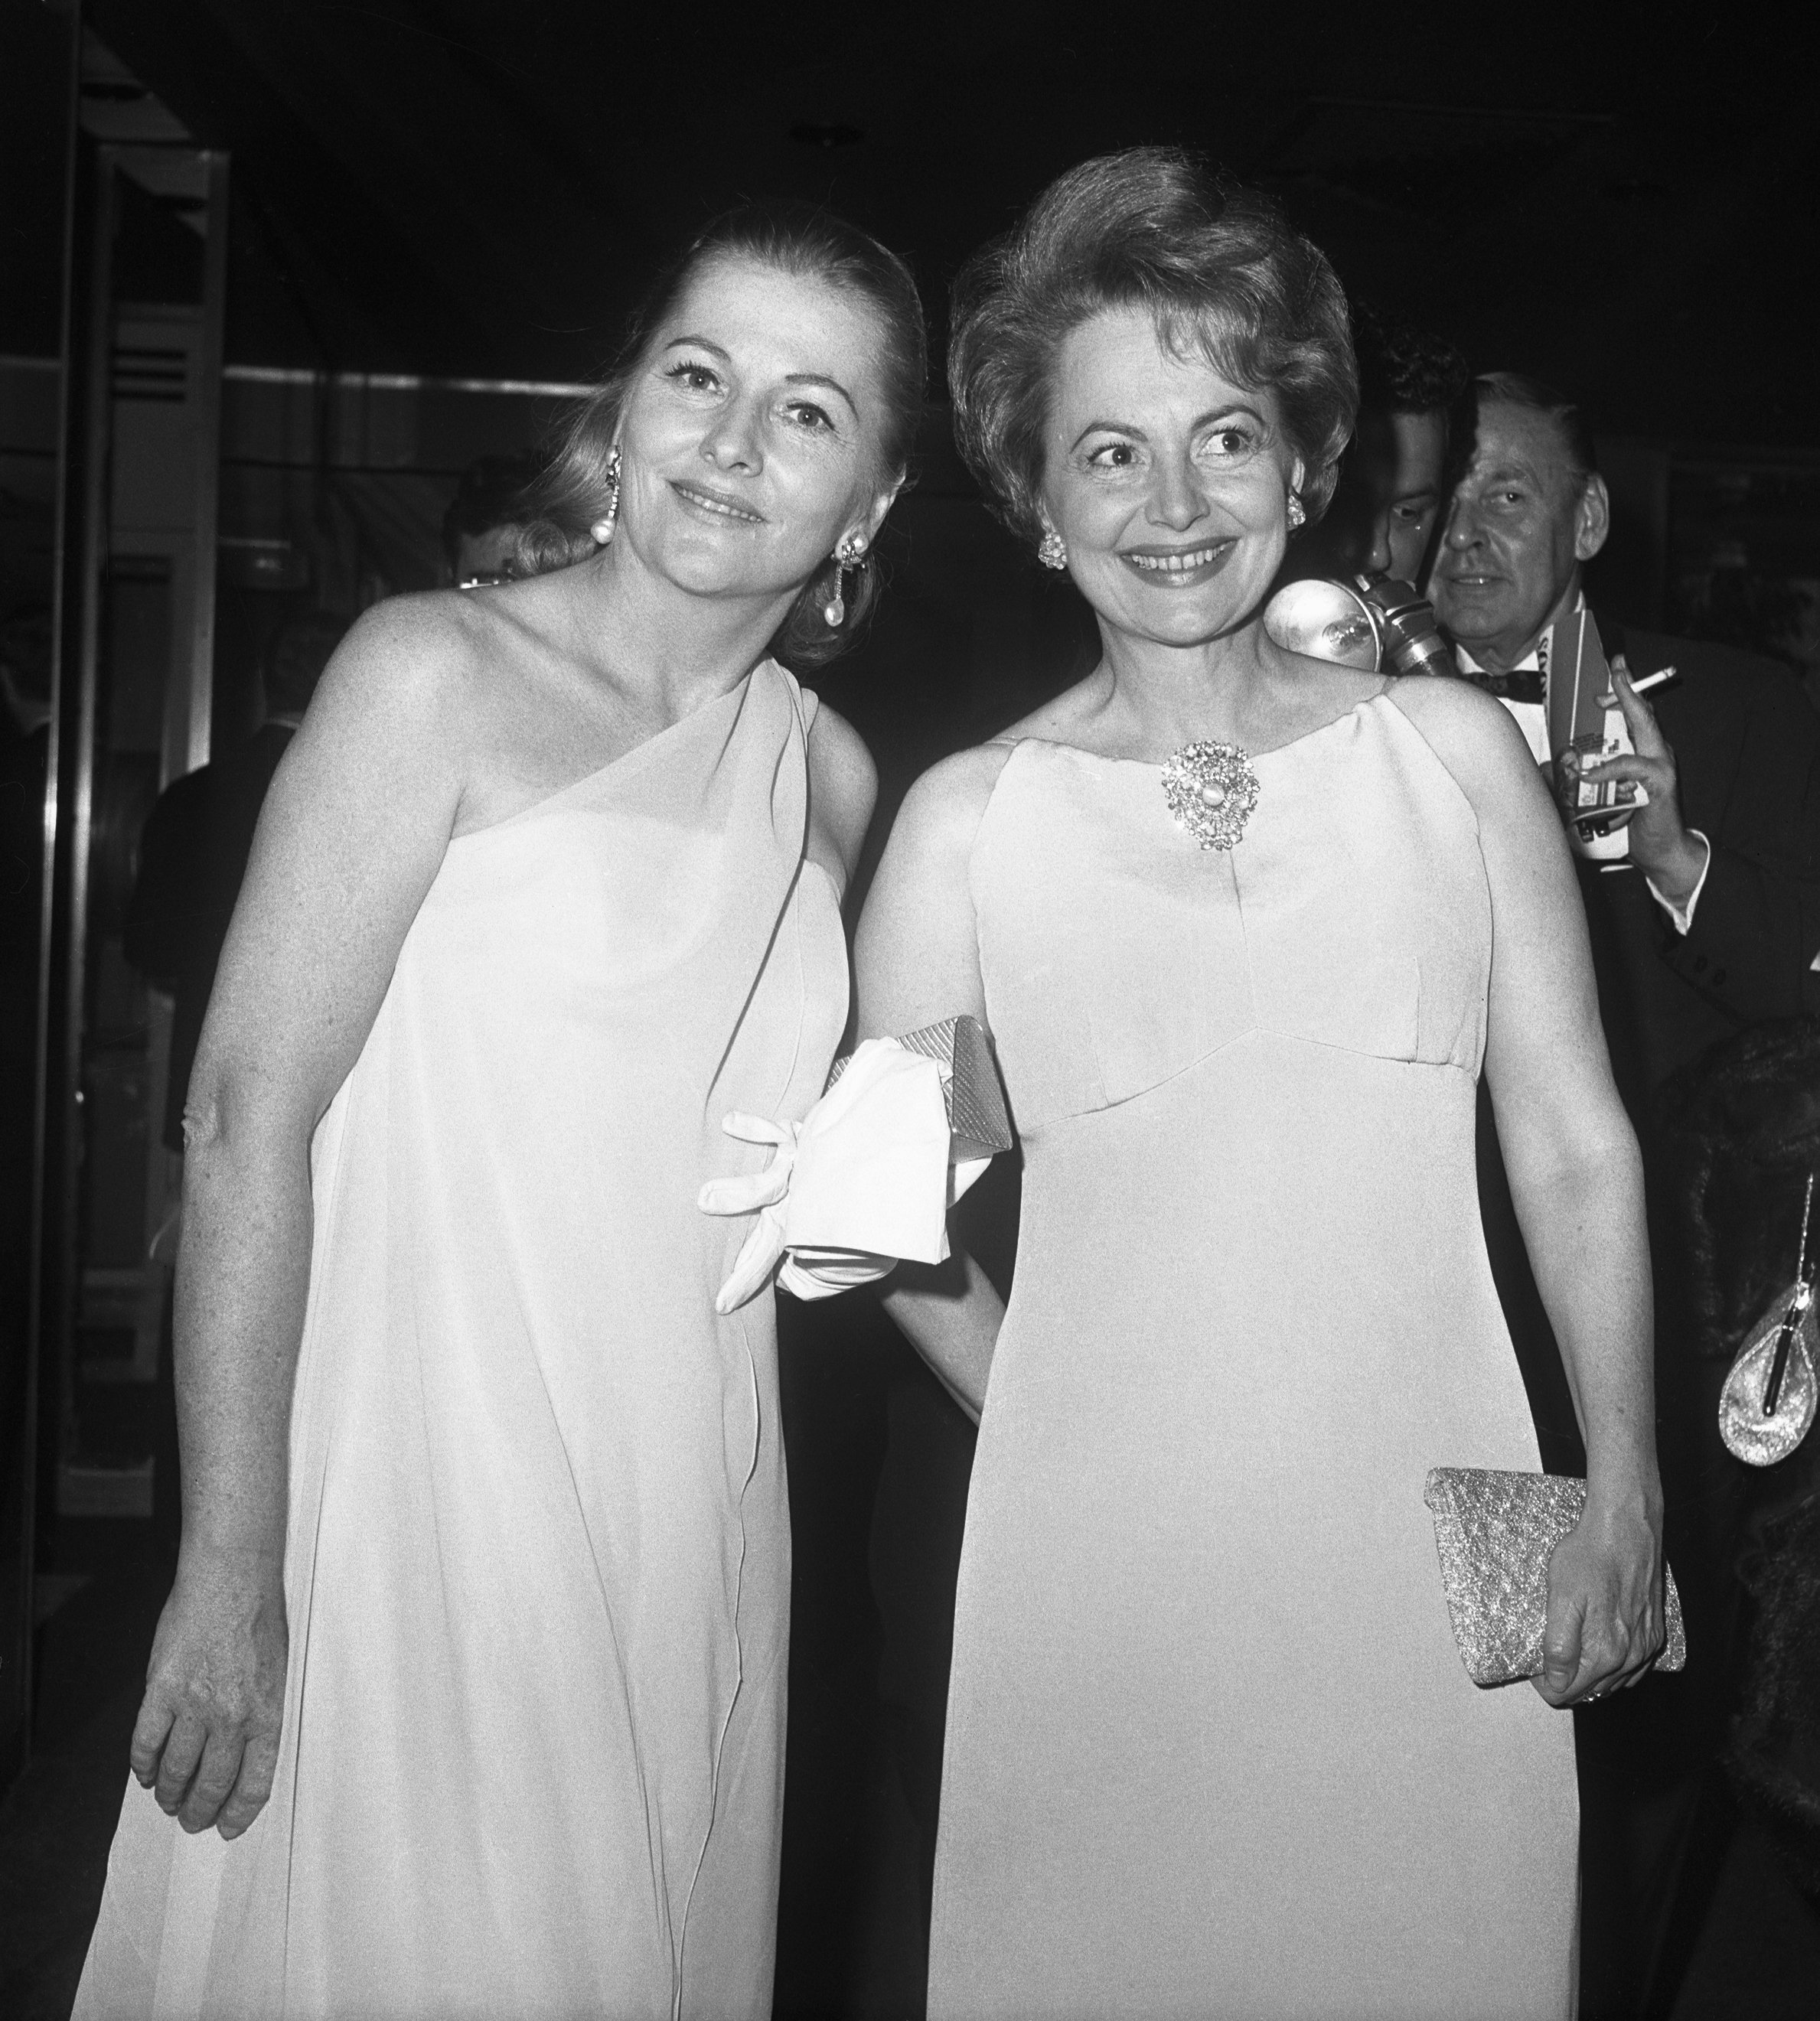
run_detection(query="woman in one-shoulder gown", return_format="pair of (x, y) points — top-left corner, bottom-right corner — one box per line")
(74, 206), (925, 2019)
(853, 152), (1666, 2020)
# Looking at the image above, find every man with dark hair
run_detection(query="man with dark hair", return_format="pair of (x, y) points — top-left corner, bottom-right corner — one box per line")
(1303, 301), (1468, 586)
(1433, 372), (1820, 2016)
(442, 451), (538, 587)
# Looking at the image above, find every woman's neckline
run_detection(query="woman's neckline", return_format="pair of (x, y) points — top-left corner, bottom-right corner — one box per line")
(1007, 686), (1391, 771)
(448, 663), (765, 844)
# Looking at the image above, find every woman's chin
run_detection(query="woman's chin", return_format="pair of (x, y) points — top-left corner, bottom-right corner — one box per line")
(1099, 585), (1268, 650)
(1080, 556), (1274, 650)
(635, 532), (797, 605)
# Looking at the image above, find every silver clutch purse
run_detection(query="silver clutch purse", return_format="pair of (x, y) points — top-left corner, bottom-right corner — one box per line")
(1423, 1467), (1687, 1687)
(827, 1014), (1013, 1165)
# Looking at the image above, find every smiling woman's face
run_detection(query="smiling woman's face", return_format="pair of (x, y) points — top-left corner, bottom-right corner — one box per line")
(614, 254), (897, 604)
(1039, 307), (1303, 650)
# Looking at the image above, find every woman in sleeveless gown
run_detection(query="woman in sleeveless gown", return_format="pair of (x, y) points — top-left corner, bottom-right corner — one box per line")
(854, 152), (1667, 2019)
(74, 206), (925, 2019)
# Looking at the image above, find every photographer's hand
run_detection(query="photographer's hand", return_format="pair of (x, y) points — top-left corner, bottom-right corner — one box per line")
(1574, 658), (1707, 908)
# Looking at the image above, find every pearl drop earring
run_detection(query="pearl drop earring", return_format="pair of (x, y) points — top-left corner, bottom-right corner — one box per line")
(824, 535), (866, 627)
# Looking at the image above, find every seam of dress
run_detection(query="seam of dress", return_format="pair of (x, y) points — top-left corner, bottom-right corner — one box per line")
(678, 667), (807, 2013)
(1024, 1030), (1476, 1134)
(1375, 692), (1488, 848)
(674, 1309), (761, 2021)
(706, 670), (811, 1109)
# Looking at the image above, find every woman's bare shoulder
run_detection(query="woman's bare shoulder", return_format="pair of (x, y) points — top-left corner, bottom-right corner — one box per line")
(1382, 671), (1544, 806)
(993, 668), (1107, 748)
(304, 590), (493, 738)
(876, 742), (1021, 878)
(805, 696), (875, 794)
(894, 663), (1113, 845)
(804, 698), (878, 877)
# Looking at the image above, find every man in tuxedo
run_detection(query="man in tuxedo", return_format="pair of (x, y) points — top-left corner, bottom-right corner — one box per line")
(1436, 376), (1820, 1058)
(1431, 373), (1820, 2016)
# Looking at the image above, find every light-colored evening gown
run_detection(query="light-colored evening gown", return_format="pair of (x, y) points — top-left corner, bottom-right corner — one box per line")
(927, 690), (1579, 2020)
(74, 660), (846, 2020)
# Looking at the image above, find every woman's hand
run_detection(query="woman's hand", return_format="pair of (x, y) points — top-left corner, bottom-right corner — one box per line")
(129, 1543), (288, 1838)
(1533, 1490), (1665, 1708)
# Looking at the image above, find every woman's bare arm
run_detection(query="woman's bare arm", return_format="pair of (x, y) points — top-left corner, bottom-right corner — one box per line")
(1391, 676), (1664, 1706)
(853, 747), (1012, 1419)
(805, 699), (878, 889)
(132, 600), (474, 1837)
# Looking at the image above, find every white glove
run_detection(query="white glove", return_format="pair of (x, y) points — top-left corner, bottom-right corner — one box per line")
(699, 1041), (955, 1314)
(699, 1111), (807, 1315)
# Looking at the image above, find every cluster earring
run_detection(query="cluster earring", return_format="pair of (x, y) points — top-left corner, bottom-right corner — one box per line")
(1286, 491), (1307, 531)
(823, 534), (867, 627)
(1038, 528), (1068, 571)
(589, 445), (623, 546)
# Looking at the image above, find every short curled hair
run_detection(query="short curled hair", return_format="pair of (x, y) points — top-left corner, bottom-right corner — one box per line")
(948, 148), (1357, 550)
(515, 203), (926, 667)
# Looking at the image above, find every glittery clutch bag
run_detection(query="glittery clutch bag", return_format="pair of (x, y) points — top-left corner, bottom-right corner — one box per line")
(828, 1015), (1013, 1165)
(1422, 1468), (1687, 1687)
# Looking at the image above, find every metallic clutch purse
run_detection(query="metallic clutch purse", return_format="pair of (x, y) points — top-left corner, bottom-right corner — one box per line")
(828, 1015), (1013, 1165)
(1422, 1467), (1687, 1687)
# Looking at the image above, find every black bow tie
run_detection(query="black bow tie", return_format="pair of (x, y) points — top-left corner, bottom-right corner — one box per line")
(1467, 666), (1545, 706)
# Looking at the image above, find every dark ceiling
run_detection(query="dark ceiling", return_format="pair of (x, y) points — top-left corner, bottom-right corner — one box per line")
(34, 2), (1820, 445)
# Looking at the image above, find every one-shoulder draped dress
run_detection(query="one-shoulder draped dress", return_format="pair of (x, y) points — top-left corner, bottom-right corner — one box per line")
(75, 660), (847, 2020)
(927, 693), (1580, 2020)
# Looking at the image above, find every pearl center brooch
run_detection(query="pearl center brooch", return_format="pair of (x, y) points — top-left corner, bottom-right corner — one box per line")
(1160, 740), (1261, 851)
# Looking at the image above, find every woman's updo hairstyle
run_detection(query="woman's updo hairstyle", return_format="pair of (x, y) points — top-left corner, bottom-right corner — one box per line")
(949, 148), (1357, 551)
(515, 203), (926, 666)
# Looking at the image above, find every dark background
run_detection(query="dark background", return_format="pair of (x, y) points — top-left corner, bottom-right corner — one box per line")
(9, 0), (1815, 742)
(3, 0), (1811, 441)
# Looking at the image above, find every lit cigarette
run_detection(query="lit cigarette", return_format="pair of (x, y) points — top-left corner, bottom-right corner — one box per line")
(1597, 665), (1677, 703)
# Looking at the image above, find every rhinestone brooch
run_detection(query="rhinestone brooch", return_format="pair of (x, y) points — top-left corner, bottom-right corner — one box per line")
(1160, 740), (1261, 851)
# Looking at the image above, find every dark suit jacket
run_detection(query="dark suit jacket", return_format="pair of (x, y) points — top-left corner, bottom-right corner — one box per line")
(122, 722), (295, 1149)
(1476, 622), (1820, 1753)
(1580, 623), (1820, 1110)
